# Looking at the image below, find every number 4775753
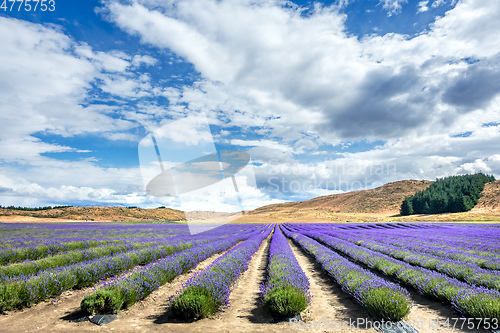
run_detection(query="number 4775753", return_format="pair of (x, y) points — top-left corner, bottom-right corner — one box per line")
(1, 0), (55, 12)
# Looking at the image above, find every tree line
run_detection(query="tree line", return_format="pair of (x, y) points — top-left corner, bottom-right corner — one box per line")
(0, 205), (72, 211)
(400, 173), (496, 216)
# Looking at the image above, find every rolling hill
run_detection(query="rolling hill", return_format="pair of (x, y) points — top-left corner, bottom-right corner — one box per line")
(1, 179), (499, 223)
(238, 180), (433, 222)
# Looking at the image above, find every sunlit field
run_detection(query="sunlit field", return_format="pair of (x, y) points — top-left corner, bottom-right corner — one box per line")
(0, 222), (499, 332)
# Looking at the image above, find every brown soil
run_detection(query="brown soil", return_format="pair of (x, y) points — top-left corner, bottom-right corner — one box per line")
(0, 287), (91, 332)
(288, 239), (492, 333)
(0, 247), (227, 333)
(211, 234), (274, 330)
(405, 292), (490, 333)
(0, 215), (82, 223)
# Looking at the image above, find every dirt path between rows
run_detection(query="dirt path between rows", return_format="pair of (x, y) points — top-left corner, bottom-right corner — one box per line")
(0, 236), (293, 333)
(208, 234), (290, 332)
(288, 239), (378, 332)
(405, 290), (490, 333)
(147, 233), (295, 332)
(113, 233), (297, 332)
(0, 286), (91, 332)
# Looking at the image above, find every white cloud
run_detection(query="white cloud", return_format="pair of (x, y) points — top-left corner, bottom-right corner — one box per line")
(0, 17), (149, 153)
(432, 0), (447, 8)
(75, 45), (132, 72)
(132, 54), (158, 67)
(378, 0), (408, 16)
(102, 0), (500, 146)
(0, 17), (164, 207)
(418, 1), (429, 12)
(100, 73), (153, 98)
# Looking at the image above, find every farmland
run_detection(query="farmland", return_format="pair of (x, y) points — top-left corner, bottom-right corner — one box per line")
(0, 222), (499, 332)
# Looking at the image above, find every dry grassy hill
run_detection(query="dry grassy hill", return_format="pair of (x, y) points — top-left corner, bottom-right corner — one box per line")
(236, 180), (432, 223)
(255, 180), (432, 215)
(0, 206), (186, 222)
(472, 180), (500, 213)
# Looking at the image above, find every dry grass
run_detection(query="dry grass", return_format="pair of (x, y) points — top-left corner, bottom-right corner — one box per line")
(0, 206), (186, 222)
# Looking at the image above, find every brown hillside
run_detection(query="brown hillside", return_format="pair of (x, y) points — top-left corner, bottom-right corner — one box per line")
(0, 206), (186, 222)
(472, 180), (500, 213)
(246, 180), (432, 221)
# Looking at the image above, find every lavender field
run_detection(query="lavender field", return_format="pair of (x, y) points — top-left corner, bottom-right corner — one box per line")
(0, 222), (499, 332)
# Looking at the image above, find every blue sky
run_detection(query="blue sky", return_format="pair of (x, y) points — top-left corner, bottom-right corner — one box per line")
(1, 0), (499, 211)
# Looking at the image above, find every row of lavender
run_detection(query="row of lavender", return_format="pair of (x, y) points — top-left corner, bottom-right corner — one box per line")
(286, 223), (500, 322)
(333, 223), (500, 255)
(320, 224), (500, 285)
(260, 225), (310, 319)
(0, 233), (242, 282)
(4, 221), (498, 325)
(0, 223), (192, 264)
(0, 223), (265, 312)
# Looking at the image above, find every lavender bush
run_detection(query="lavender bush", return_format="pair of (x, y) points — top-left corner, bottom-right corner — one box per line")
(260, 225), (310, 319)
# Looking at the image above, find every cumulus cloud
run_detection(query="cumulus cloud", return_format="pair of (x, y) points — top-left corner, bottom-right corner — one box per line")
(379, 0), (408, 16)
(100, 0), (500, 146)
(132, 54), (158, 67)
(418, 1), (430, 12)
(0, 16), (152, 160)
(442, 54), (500, 111)
(95, 0), (500, 201)
(0, 16), (164, 207)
